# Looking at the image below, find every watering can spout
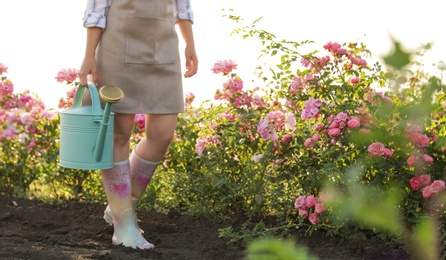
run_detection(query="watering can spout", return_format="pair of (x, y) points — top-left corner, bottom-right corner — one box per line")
(94, 85), (124, 162)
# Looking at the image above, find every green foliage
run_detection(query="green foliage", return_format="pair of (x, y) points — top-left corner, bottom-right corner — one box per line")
(246, 238), (317, 260)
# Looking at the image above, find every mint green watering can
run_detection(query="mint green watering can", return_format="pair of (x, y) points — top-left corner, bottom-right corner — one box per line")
(59, 83), (124, 170)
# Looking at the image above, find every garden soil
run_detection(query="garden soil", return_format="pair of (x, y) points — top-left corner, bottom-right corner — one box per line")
(0, 194), (410, 260)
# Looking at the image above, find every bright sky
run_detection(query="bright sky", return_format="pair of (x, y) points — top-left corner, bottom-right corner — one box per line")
(1, 0), (445, 109)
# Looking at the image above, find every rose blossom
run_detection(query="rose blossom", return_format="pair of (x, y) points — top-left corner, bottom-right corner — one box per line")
(195, 138), (206, 156)
(350, 77), (359, 84)
(294, 196), (306, 209)
(312, 122), (325, 131)
(429, 130), (438, 142)
(419, 174), (431, 187)
(282, 134), (292, 143)
(309, 213), (318, 225)
(55, 68), (79, 84)
(211, 60), (238, 74)
(368, 142), (385, 157)
(407, 155), (418, 167)
(298, 208), (309, 218)
(329, 121), (340, 129)
(285, 112), (296, 131)
(430, 180), (445, 193)
(422, 186), (433, 199)
(347, 118), (361, 129)
(409, 176), (421, 191)
(305, 195), (317, 208)
(304, 135), (320, 148)
(423, 154), (434, 164)
(327, 128), (341, 137)
(315, 203), (325, 214)
(383, 148), (393, 158)
(410, 133), (430, 148)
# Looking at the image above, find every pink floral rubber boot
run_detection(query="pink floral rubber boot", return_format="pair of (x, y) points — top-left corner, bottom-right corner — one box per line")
(129, 148), (159, 206)
(101, 160), (154, 249)
(103, 150), (159, 233)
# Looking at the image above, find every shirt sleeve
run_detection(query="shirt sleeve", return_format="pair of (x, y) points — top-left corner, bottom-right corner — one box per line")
(173, 0), (194, 23)
(82, 0), (111, 28)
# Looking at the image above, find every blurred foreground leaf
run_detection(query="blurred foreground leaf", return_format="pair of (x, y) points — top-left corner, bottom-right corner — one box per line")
(382, 38), (412, 69)
(246, 238), (317, 260)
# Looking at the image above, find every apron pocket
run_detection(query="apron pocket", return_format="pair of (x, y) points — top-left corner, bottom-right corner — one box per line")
(125, 16), (178, 65)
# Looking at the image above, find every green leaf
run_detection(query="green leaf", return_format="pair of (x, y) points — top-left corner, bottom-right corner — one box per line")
(382, 38), (412, 69)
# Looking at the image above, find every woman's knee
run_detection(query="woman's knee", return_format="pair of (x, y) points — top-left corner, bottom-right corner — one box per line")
(113, 114), (135, 146)
(145, 114), (178, 146)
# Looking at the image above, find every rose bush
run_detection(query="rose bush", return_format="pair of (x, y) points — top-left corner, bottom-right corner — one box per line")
(2, 16), (446, 257)
(0, 64), (59, 195)
(0, 66), (104, 200)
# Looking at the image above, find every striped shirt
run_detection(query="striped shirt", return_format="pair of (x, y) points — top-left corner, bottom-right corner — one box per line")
(82, 0), (194, 28)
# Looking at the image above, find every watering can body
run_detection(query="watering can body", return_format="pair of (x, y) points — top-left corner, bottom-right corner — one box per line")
(59, 83), (114, 170)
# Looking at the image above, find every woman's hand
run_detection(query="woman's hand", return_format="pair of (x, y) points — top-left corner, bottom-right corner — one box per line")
(79, 56), (98, 86)
(177, 20), (198, 78)
(184, 43), (198, 78)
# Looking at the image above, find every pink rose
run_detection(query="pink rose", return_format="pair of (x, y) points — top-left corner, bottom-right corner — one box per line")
(368, 142), (385, 157)
(298, 208), (309, 218)
(305, 195), (317, 208)
(312, 122), (325, 131)
(211, 59), (238, 74)
(329, 121), (340, 129)
(294, 196), (306, 209)
(195, 138), (206, 156)
(328, 128), (341, 137)
(407, 155), (418, 167)
(419, 174), (431, 187)
(429, 131), (438, 142)
(304, 137), (317, 148)
(282, 134), (292, 143)
(410, 176), (421, 191)
(383, 148), (393, 158)
(422, 186), (433, 199)
(430, 180), (445, 193)
(411, 133), (430, 148)
(423, 154), (434, 164)
(334, 112), (349, 123)
(350, 77), (359, 84)
(309, 213), (318, 225)
(347, 119), (361, 129)
(315, 203), (325, 214)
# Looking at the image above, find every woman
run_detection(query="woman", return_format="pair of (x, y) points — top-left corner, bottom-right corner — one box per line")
(79, 0), (198, 249)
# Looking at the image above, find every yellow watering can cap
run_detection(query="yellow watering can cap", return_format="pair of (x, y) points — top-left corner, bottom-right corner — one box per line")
(99, 85), (124, 103)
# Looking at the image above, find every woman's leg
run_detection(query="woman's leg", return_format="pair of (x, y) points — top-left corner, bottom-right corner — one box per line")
(130, 114), (178, 206)
(101, 113), (153, 249)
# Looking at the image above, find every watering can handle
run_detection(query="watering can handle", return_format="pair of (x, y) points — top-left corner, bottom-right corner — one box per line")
(73, 82), (103, 116)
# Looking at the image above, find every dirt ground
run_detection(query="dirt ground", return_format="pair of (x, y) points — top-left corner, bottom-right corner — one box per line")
(0, 194), (410, 260)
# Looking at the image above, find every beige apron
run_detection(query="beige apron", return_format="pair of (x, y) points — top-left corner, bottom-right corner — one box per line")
(95, 0), (184, 114)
